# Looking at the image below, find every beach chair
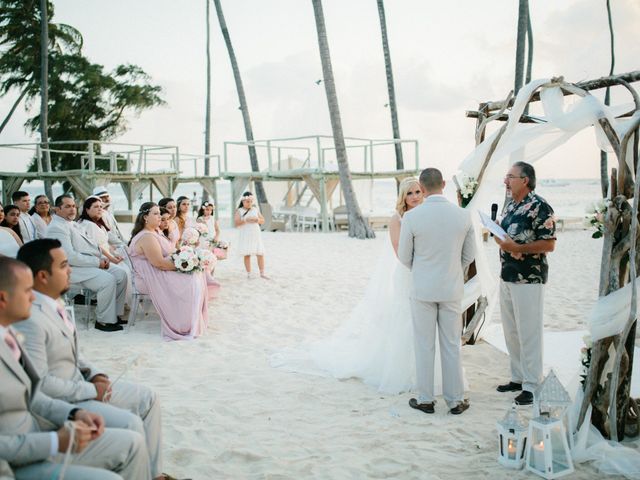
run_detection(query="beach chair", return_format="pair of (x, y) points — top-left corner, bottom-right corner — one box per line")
(122, 248), (154, 330)
(64, 286), (97, 329)
(259, 203), (287, 232)
(296, 207), (319, 232)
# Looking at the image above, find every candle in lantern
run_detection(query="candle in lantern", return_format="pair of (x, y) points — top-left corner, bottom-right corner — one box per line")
(532, 441), (545, 471)
(507, 438), (517, 460)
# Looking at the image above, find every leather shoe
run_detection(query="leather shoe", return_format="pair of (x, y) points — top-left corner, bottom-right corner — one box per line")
(409, 398), (435, 414)
(450, 399), (470, 415)
(514, 391), (533, 405)
(496, 381), (522, 393)
(95, 322), (123, 332)
(117, 316), (128, 325)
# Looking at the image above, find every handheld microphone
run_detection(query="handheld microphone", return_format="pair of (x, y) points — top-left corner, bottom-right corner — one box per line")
(490, 203), (499, 237)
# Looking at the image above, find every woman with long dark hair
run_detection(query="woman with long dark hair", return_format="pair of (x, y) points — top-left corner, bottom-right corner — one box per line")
(174, 195), (195, 238)
(128, 202), (209, 341)
(0, 203), (22, 255)
(0, 204), (24, 244)
(158, 197), (180, 247)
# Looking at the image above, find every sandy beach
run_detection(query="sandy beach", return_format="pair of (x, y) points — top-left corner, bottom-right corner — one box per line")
(76, 226), (633, 479)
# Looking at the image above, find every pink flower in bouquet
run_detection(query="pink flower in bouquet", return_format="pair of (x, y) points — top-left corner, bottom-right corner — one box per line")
(197, 248), (217, 270)
(181, 227), (200, 246)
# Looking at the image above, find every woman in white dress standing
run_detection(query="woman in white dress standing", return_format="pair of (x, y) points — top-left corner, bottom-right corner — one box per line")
(272, 177), (460, 396)
(234, 192), (267, 279)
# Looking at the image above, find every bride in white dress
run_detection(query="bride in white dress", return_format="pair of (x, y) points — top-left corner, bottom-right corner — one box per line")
(272, 177), (455, 395)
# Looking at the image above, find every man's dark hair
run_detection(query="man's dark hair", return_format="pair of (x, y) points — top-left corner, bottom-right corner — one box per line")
(513, 161), (536, 190)
(55, 194), (74, 208)
(0, 256), (29, 293)
(419, 168), (444, 191)
(11, 190), (29, 202)
(17, 239), (62, 277)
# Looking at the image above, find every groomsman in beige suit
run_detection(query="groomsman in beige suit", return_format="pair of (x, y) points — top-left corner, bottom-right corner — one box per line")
(14, 239), (177, 480)
(0, 256), (151, 480)
(45, 194), (127, 332)
(12, 191), (38, 242)
(398, 168), (475, 415)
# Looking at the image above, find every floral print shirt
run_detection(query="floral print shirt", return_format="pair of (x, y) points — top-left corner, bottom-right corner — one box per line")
(499, 191), (556, 284)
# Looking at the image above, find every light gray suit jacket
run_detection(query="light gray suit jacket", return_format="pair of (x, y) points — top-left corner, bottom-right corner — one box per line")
(18, 214), (38, 242)
(13, 296), (101, 403)
(45, 215), (105, 283)
(398, 195), (475, 302)
(0, 331), (75, 467)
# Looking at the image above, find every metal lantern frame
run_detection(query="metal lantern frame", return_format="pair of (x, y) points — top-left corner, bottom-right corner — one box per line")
(496, 403), (528, 469)
(533, 369), (574, 449)
(525, 414), (575, 479)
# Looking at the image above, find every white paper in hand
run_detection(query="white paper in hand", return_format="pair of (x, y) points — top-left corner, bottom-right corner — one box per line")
(478, 211), (507, 240)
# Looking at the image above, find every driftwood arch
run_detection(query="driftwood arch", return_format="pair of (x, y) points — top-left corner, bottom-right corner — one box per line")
(462, 71), (640, 441)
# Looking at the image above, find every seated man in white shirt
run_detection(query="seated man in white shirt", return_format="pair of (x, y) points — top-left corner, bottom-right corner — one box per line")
(45, 194), (127, 332)
(0, 256), (151, 480)
(15, 239), (178, 480)
(12, 191), (38, 242)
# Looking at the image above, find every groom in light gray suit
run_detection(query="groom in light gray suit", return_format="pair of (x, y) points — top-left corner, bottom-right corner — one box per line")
(398, 168), (475, 415)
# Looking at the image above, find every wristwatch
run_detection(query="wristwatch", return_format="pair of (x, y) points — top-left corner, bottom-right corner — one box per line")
(67, 407), (81, 421)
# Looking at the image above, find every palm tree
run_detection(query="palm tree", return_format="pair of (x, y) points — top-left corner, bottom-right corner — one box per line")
(376, 0), (403, 170)
(514, 0), (529, 94)
(600, 0), (615, 198)
(0, 0), (83, 134)
(39, 0), (52, 199)
(311, 0), (374, 239)
(212, 0), (267, 205)
(203, 0), (212, 202)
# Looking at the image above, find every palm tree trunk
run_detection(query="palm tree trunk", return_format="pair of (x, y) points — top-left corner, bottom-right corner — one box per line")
(601, 0), (615, 198)
(203, 0), (212, 202)
(311, 0), (374, 239)
(376, 0), (403, 170)
(212, 0), (267, 205)
(0, 85), (28, 135)
(39, 0), (53, 200)
(514, 0), (528, 95)
(523, 6), (533, 115)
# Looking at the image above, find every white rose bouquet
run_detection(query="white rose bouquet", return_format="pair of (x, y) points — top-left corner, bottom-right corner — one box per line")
(172, 246), (200, 273)
(181, 227), (200, 247)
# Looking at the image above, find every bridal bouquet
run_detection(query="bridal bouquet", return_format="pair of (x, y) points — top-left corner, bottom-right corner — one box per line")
(458, 174), (478, 208)
(181, 227), (200, 247)
(197, 248), (217, 270)
(212, 240), (229, 260)
(196, 223), (215, 245)
(172, 246), (200, 273)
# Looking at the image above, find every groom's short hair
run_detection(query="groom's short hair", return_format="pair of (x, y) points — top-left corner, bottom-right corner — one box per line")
(420, 168), (444, 191)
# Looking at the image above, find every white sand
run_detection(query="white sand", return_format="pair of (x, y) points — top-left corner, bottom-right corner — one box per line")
(76, 227), (633, 479)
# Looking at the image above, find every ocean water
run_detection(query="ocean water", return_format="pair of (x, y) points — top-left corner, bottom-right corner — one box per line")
(16, 178), (601, 221)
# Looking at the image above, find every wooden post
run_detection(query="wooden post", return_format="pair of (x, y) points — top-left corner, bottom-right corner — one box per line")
(88, 141), (95, 171)
(320, 175), (329, 233)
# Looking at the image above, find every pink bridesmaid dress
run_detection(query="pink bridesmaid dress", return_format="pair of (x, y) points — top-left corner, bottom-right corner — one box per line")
(128, 231), (208, 341)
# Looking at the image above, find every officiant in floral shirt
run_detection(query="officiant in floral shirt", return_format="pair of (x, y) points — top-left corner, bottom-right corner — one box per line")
(494, 161), (556, 406)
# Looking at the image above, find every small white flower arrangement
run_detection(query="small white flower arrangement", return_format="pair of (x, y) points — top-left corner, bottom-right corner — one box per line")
(580, 334), (592, 390)
(585, 199), (607, 239)
(457, 174), (478, 207)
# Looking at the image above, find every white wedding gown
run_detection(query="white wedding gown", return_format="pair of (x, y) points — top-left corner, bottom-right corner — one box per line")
(272, 231), (453, 396)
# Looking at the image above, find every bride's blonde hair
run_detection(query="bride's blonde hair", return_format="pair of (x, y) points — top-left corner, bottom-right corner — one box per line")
(396, 177), (421, 217)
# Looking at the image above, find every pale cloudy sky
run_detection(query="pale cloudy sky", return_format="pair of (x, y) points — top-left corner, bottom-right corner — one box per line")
(1, 0), (639, 178)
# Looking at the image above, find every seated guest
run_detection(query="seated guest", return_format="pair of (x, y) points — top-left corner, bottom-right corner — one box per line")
(158, 197), (180, 247)
(197, 201), (220, 244)
(128, 202), (208, 341)
(15, 239), (176, 480)
(174, 196), (195, 238)
(158, 207), (177, 252)
(0, 256), (151, 479)
(0, 204), (22, 257)
(46, 194), (127, 332)
(12, 191), (39, 242)
(78, 196), (132, 304)
(0, 204), (24, 244)
(92, 186), (125, 247)
(29, 194), (53, 238)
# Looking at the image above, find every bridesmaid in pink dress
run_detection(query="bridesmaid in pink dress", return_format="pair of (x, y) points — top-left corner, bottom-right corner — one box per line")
(128, 202), (208, 341)
(158, 197), (181, 248)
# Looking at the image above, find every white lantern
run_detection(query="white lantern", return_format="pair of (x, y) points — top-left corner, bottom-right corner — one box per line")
(496, 402), (528, 469)
(533, 369), (574, 449)
(525, 415), (574, 479)
(525, 369), (575, 479)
